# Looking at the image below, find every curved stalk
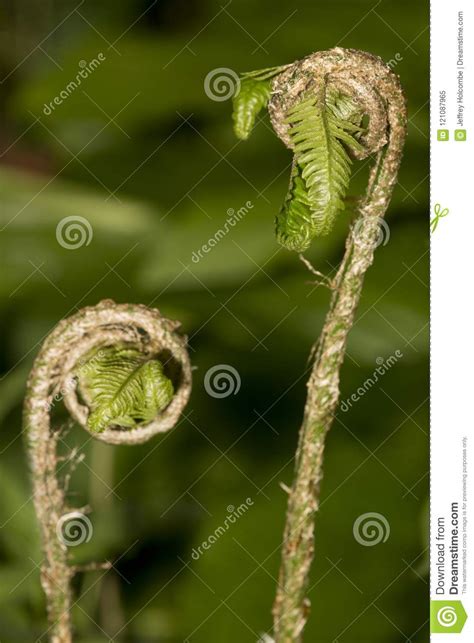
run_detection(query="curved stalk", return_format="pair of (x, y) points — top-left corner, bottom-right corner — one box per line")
(24, 300), (192, 642)
(263, 49), (407, 641)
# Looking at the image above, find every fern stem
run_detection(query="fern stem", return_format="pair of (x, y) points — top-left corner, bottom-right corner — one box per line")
(23, 300), (192, 641)
(268, 49), (407, 642)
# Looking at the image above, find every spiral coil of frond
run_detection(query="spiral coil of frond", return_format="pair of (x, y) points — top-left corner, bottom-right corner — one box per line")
(24, 300), (192, 642)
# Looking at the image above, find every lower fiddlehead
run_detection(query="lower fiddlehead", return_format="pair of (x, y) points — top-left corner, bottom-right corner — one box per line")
(24, 300), (192, 642)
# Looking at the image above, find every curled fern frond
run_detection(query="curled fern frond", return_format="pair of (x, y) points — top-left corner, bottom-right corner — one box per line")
(78, 346), (174, 433)
(24, 300), (191, 449)
(227, 49), (408, 643)
(230, 57), (377, 252)
(232, 65), (289, 140)
(24, 300), (192, 640)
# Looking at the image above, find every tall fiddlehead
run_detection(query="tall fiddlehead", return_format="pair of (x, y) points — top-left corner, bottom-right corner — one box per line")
(24, 300), (192, 642)
(232, 48), (407, 641)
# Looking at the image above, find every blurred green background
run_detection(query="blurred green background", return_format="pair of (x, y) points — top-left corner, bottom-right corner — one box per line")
(0, 0), (428, 641)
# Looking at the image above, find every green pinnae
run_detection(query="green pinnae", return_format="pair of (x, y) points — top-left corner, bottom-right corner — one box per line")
(231, 66), (366, 251)
(77, 345), (174, 433)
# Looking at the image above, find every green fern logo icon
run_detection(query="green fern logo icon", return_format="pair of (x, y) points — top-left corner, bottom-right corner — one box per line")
(431, 203), (449, 233)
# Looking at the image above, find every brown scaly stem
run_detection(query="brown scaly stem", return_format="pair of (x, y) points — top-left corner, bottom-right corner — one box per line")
(268, 49), (407, 641)
(24, 300), (192, 642)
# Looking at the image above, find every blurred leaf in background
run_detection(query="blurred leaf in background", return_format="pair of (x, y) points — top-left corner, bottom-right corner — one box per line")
(0, 0), (428, 641)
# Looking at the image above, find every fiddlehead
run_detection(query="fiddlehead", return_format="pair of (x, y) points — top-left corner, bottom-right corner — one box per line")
(231, 48), (407, 642)
(24, 300), (192, 642)
(232, 48), (396, 253)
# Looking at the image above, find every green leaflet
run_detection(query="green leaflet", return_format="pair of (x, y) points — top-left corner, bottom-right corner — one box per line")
(232, 65), (288, 140)
(240, 65), (290, 82)
(276, 85), (364, 248)
(77, 346), (174, 433)
(232, 77), (271, 140)
(276, 160), (314, 252)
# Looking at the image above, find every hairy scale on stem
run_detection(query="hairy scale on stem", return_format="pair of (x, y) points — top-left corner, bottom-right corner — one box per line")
(232, 47), (407, 642)
(23, 300), (192, 642)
